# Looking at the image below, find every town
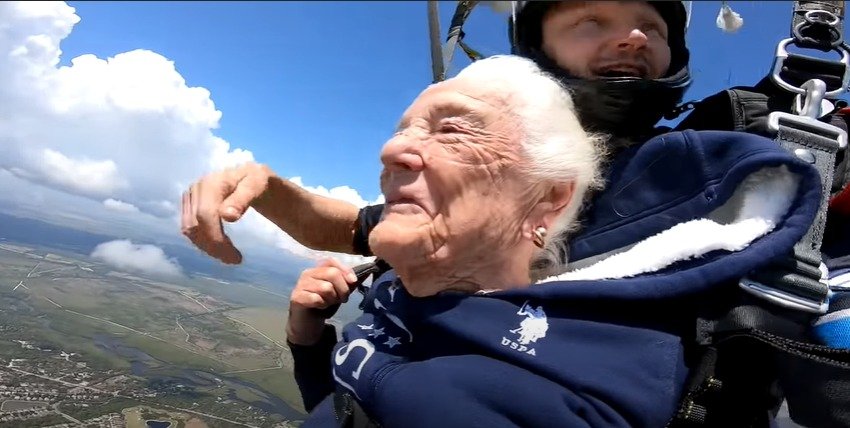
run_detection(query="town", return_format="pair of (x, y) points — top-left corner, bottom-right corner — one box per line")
(0, 339), (156, 427)
(0, 337), (297, 428)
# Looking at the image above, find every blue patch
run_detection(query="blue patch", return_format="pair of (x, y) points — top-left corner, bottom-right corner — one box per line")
(813, 290), (850, 349)
(813, 316), (850, 349)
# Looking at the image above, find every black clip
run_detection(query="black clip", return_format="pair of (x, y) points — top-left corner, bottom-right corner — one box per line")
(309, 260), (384, 319)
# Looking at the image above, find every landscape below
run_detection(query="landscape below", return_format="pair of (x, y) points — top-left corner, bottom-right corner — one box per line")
(0, 213), (360, 428)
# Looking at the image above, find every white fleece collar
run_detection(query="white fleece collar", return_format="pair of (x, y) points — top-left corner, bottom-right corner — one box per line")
(538, 165), (801, 284)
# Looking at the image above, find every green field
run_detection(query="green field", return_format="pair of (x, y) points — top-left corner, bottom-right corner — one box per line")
(233, 367), (306, 414)
(0, 243), (308, 423)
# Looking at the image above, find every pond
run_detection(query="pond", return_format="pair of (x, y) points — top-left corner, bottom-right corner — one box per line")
(146, 421), (172, 428)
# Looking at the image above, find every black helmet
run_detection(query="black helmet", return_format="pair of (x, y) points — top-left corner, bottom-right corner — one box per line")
(509, 1), (692, 140)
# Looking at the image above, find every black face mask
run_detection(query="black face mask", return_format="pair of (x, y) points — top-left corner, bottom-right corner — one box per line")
(527, 49), (692, 144)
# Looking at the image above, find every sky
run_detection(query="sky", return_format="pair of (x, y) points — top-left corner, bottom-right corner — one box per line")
(0, 1), (842, 277)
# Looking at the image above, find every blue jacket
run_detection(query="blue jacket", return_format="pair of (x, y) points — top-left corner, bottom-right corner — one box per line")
(298, 130), (823, 428)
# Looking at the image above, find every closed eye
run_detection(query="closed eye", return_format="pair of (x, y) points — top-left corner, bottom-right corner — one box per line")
(437, 123), (460, 133)
(435, 117), (475, 134)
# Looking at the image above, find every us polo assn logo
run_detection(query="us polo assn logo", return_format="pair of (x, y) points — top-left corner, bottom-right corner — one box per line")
(501, 301), (548, 356)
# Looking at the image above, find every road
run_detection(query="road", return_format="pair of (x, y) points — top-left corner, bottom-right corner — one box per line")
(52, 402), (82, 425)
(176, 315), (190, 343)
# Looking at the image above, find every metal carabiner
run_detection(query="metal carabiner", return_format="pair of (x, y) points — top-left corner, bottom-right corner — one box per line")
(793, 9), (844, 50)
(771, 37), (850, 98)
(793, 78), (828, 119)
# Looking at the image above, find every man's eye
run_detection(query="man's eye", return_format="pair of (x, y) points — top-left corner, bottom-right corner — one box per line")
(569, 18), (602, 35)
(641, 23), (667, 39)
(575, 17), (601, 27)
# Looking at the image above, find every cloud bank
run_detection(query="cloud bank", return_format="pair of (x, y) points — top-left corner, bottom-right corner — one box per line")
(0, 1), (381, 268)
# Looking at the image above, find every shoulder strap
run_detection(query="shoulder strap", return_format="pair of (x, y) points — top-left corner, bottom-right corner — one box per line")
(670, 2), (850, 427)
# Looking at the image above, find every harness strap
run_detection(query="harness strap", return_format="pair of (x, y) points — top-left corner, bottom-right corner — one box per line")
(737, 90), (843, 315)
(669, 289), (808, 427)
(777, 117), (842, 256)
(668, 290), (850, 428)
(670, 4), (850, 426)
(738, 0), (850, 314)
(430, 0), (482, 82)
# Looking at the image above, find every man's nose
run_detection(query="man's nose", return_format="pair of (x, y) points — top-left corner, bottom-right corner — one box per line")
(616, 28), (649, 51)
(380, 132), (425, 172)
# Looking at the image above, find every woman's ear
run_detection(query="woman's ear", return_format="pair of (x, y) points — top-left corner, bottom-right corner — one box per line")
(522, 181), (575, 234)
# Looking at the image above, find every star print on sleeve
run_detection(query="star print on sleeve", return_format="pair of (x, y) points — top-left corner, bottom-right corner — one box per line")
(384, 336), (401, 349)
(369, 327), (385, 339)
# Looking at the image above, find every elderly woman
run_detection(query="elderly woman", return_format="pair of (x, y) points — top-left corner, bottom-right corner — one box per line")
(286, 55), (823, 428)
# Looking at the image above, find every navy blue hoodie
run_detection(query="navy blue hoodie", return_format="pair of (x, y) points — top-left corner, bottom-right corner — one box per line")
(297, 130), (823, 428)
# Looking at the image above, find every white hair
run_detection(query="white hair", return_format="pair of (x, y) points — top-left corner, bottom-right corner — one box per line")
(455, 55), (606, 278)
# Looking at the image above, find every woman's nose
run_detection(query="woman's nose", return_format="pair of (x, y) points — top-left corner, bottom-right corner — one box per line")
(380, 132), (425, 172)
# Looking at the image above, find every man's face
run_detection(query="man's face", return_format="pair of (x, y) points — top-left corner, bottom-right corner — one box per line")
(540, 1), (672, 80)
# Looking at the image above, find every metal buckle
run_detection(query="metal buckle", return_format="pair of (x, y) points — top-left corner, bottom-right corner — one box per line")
(768, 78), (848, 149)
(804, 9), (840, 28)
(740, 263), (833, 314)
(792, 78), (828, 118)
(793, 10), (844, 49)
(739, 278), (831, 314)
(767, 111), (848, 150)
(771, 37), (850, 98)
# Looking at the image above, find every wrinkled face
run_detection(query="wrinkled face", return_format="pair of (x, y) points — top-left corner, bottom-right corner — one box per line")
(540, 1), (672, 80)
(369, 78), (539, 295)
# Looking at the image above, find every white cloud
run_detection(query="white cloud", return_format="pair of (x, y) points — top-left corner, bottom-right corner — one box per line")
(0, 1), (250, 219)
(91, 239), (182, 277)
(26, 148), (129, 197)
(0, 1), (384, 268)
(103, 198), (139, 213)
(290, 177), (385, 209)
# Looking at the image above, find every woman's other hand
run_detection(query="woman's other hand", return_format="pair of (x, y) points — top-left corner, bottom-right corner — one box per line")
(286, 258), (358, 345)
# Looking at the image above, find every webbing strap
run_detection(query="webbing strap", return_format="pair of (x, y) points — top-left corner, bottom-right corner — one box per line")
(437, 0), (481, 82)
(671, 4), (850, 427)
(733, 330), (850, 427)
(670, 299), (850, 428)
(738, 105), (842, 314)
(777, 123), (841, 258)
